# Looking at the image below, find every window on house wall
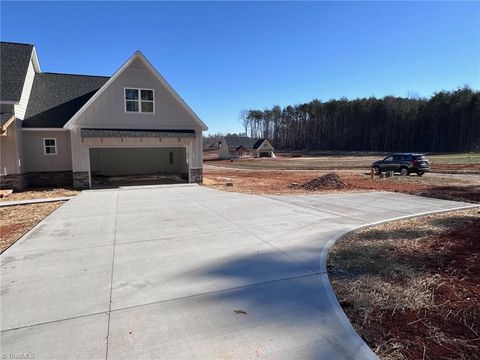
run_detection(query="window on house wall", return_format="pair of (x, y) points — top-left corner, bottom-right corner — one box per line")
(125, 88), (154, 113)
(44, 138), (57, 155)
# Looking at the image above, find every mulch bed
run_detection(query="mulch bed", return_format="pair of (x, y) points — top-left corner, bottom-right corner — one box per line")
(329, 211), (480, 360)
(380, 220), (480, 359)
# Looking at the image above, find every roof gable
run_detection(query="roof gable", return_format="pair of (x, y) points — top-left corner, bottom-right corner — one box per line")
(0, 42), (34, 102)
(23, 73), (109, 128)
(224, 136), (268, 149)
(64, 51), (207, 130)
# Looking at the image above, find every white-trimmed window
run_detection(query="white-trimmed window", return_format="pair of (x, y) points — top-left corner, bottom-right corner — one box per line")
(43, 138), (57, 155)
(125, 88), (154, 113)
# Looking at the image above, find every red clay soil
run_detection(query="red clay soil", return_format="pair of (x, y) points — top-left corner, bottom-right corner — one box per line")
(369, 220), (480, 359)
(204, 168), (480, 203)
(0, 223), (27, 240)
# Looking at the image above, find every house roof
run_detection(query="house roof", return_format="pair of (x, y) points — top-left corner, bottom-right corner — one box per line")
(23, 73), (109, 128)
(0, 42), (34, 102)
(224, 136), (266, 149)
(0, 112), (14, 127)
(64, 51), (208, 131)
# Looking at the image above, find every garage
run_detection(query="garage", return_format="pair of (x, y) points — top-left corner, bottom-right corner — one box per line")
(89, 147), (189, 187)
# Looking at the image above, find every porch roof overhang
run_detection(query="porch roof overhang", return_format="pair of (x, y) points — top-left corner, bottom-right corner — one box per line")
(80, 128), (196, 139)
(1, 113), (15, 135)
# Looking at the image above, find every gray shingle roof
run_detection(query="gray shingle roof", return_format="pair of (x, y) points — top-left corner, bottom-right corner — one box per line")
(0, 42), (34, 102)
(0, 111), (14, 127)
(224, 136), (265, 149)
(23, 73), (109, 128)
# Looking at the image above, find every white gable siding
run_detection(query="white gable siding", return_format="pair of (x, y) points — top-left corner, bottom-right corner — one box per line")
(219, 138), (230, 159)
(259, 139), (274, 150)
(74, 58), (202, 131)
(14, 59), (35, 120)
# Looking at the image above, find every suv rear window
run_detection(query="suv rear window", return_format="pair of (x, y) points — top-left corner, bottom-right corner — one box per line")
(413, 155), (426, 160)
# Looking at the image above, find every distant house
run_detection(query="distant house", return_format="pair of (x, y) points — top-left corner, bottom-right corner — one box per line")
(219, 136), (274, 159)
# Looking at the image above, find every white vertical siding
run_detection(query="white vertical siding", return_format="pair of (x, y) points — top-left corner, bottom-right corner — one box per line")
(14, 59), (36, 120)
(74, 58), (203, 131)
(219, 138), (230, 159)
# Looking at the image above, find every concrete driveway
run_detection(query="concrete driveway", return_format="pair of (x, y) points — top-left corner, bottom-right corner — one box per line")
(1, 185), (475, 359)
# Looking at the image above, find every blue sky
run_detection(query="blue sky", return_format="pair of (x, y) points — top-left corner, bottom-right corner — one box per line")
(2, 1), (479, 134)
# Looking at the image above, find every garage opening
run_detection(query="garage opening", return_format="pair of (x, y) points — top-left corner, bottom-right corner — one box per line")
(89, 147), (188, 187)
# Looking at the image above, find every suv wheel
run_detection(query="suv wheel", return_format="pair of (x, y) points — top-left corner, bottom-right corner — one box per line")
(417, 171), (425, 176)
(373, 166), (381, 174)
(400, 167), (409, 176)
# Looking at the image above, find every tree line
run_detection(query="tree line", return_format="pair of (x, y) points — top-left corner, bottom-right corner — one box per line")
(239, 87), (480, 152)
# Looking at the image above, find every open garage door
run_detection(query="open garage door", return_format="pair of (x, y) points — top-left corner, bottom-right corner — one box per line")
(89, 147), (188, 187)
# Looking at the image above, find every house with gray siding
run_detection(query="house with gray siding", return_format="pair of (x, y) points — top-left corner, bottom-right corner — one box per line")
(0, 42), (207, 189)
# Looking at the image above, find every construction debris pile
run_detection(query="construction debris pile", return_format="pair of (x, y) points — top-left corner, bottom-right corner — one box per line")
(289, 172), (349, 191)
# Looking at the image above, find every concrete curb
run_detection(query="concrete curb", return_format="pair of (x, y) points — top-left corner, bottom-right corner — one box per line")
(319, 203), (480, 360)
(0, 197), (75, 208)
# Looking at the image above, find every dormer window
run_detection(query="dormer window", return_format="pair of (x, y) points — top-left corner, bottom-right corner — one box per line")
(125, 88), (154, 113)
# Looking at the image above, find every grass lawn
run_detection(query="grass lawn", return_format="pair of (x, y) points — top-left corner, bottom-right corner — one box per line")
(205, 151), (480, 173)
(328, 208), (480, 360)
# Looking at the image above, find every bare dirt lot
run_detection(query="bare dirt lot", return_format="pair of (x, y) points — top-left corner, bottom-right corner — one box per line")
(328, 208), (480, 360)
(0, 202), (65, 253)
(204, 166), (480, 203)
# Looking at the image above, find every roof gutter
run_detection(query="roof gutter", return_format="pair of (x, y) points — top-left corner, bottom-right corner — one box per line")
(22, 127), (68, 131)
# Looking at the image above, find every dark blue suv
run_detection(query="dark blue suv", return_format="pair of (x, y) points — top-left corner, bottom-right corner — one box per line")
(372, 153), (430, 176)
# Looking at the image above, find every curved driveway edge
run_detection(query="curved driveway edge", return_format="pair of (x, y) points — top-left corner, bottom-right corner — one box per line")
(318, 205), (479, 360)
(264, 194), (478, 360)
(1, 186), (477, 359)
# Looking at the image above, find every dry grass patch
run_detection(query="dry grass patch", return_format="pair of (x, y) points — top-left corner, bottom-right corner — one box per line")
(205, 151), (480, 173)
(0, 202), (64, 253)
(328, 208), (480, 359)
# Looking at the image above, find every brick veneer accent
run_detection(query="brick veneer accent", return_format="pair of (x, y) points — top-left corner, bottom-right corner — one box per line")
(189, 168), (203, 183)
(72, 172), (90, 189)
(27, 171), (73, 188)
(0, 174), (27, 190)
